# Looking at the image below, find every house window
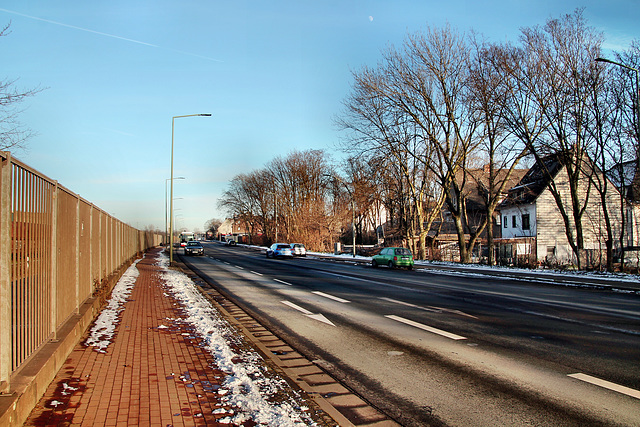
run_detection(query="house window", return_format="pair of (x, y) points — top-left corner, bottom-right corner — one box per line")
(522, 213), (530, 230)
(504, 216), (508, 228)
(512, 215), (517, 228)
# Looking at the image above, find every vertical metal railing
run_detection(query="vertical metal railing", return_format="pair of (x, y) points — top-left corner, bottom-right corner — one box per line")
(0, 153), (12, 393)
(0, 151), (161, 393)
(10, 161), (54, 371)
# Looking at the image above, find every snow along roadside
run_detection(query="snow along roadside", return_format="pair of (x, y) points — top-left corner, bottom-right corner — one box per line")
(156, 251), (318, 427)
(84, 255), (143, 353)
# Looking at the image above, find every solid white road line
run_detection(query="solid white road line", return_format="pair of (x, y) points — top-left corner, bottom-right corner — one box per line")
(568, 373), (640, 399)
(385, 315), (467, 340)
(274, 278), (293, 286)
(313, 291), (350, 303)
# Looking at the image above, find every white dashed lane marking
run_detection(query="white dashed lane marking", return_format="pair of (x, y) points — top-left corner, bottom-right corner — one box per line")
(568, 373), (640, 399)
(313, 291), (350, 303)
(385, 315), (467, 340)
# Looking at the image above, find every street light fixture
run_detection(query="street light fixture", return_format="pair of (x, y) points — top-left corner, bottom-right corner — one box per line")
(165, 177), (185, 246)
(170, 113), (211, 265)
(595, 57), (640, 151)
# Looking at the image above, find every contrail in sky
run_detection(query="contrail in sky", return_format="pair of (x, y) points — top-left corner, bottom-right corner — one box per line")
(0, 8), (223, 62)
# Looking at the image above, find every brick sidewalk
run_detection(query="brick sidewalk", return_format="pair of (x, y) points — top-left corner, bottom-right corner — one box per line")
(23, 248), (325, 427)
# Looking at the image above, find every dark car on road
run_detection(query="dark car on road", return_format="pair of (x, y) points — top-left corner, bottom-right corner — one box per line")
(266, 243), (293, 259)
(372, 247), (414, 270)
(184, 241), (204, 256)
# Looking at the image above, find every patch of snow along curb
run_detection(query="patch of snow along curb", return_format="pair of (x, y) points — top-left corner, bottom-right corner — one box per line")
(156, 252), (317, 427)
(84, 256), (143, 352)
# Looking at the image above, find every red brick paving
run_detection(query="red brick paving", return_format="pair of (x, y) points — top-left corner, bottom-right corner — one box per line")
(24, 248), (240, 427)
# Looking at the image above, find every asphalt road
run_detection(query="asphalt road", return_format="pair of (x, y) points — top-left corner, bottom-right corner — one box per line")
(178, 242), (640, 427)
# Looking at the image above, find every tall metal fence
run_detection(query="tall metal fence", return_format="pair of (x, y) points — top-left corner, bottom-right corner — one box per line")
(0, 151), (161, 392)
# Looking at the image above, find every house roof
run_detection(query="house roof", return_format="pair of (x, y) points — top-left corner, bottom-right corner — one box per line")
(460, 166), (529, 211)
(499, 152), (567, 208)
(607, 159), (640, 203)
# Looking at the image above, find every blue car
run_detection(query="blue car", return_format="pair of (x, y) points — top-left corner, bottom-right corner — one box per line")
(266, 243), (293, 259)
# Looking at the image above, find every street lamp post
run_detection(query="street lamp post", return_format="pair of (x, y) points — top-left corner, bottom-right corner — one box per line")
(596, 57), (640, 269)
(170, 114), (211, 265)
(165, 177), (185, 246)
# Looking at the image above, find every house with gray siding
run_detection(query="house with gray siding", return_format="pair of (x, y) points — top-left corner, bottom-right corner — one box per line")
(498, 153), (627, 267)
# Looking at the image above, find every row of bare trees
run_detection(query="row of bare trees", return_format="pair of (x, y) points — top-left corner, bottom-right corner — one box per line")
(217, 149), (395, 252)
(219, 150), (336, 250)
(219, 10), (639, 270)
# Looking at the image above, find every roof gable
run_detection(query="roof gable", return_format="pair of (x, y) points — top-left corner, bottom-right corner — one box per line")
(500, 152), (567, 207)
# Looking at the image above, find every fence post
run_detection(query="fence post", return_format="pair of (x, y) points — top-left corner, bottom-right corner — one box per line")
(99, 210), (102, 286)
(75, 195), (80, 314)
(89, 204), (93, 292)
(50, 181), (58, 341)
(0, 152), (12, 393)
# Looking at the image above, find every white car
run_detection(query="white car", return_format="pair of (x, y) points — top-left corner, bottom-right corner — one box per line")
(290, 243), (306, 257)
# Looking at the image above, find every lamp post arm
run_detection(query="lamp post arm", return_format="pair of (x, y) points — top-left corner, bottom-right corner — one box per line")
(596, 57), (639, 73)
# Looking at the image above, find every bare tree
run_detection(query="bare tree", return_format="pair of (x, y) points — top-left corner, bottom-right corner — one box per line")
(264, 150), (332, 247)
(594, 40), (640, 270)
(614, 41), (640, 201)
(219, 150), (334, 250)
(0, 23), (43, 151)
(218, 172), (267, 243)
(382, 24), (480, 263)
(204, 218), (223, 237)
(508, 9), (605, 269)
(586, 58), (628, 271)
(467, 36), (530, 265)
(337, 62), (444, 259)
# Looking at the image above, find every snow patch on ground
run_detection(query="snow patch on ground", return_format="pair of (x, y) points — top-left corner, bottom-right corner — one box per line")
(84, 256), (142, 352)
(156, 252), (317, 427)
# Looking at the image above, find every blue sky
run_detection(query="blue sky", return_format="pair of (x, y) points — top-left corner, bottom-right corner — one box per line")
(1, 1), (638, 232)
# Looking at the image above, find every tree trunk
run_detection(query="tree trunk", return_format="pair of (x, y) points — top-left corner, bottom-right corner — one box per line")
(486, 213), (495, 266)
